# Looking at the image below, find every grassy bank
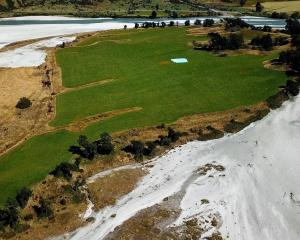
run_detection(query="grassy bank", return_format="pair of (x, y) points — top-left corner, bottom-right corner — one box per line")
(0, 27), (285, 206)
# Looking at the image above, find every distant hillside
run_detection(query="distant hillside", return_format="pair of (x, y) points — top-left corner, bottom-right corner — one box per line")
(0, 0), (296, 18)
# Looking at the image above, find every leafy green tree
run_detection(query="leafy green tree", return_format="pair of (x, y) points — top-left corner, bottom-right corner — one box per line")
(256, 2), (263, 12)
(194, 19), (202, 26)
(240, 0), (246, 6)
(203, 19), (214, 27)
(16, 187), (32, 209)
(96, 132), (114, 155)
(5, 0), (14, 10)
(16, 97), (31, 109)
(150, 10), (157, 19)
(33, 198), (53, 219)
(185, 20), (190, 26)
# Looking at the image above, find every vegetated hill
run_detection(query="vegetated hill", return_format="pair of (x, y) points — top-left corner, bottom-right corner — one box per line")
(0, 0), (215, 18)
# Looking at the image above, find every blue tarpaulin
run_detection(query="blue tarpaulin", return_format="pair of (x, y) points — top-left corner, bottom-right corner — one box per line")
(171, 58), (188, 63)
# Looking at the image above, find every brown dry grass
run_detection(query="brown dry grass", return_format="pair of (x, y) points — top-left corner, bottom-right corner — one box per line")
(0, 65), (54, 154)
(88, 168), (145, 211)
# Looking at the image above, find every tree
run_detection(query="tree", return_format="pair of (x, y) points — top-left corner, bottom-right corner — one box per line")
(208, 32), (227, 50)
(33, 198), (53, 219)
(203, 19), (214, 27)
(122, 140), (144, 160)
(96, 132), (114, 155)
(5, 0), (14, 10)
(150, 10), (157, 19)
(286, 80), (299, 96)
(16, 187), (32, 209)
(16, 97), (31, 109)
(256, 2), (263, 12)
(240, 0), (246, 6)
(50, 162), (78, 180)
(291, 12), (300, 19)
(227, 33), (244, 50)
(1, 198), (19, 229)
(250, 34), (273, 50)
(194, 19), (202, 26)
(285, 18), (300, 35)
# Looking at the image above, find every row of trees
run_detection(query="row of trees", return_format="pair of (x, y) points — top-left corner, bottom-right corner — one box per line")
(134, 19), (215, 29)
(122, 127), (182, 160)
(250, 34), (289, 51)
(0, 188), (32, 230)
(68, 133), (114, 160)
(199, 32), (244, 51)
(279, 18), (300, 72)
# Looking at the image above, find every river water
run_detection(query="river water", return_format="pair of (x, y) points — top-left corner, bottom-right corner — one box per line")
(0, 15), (287, 49)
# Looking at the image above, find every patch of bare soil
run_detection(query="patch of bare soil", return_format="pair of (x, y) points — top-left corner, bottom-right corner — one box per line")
(64, 107), (142, 132)
(88, 168), (145, 211)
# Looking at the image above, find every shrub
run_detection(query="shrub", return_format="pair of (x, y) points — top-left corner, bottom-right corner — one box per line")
(0, 198), (19, 230)
(185, 20), (190, 26)
(33, 199), (53, 219)
(122, 140), (144, 160)
(286, 80), (299, 96)
(203, 19), (214, 27)
(255, 2), (263, 12)
(224, 18), (250, 30)
(150, 10), (157, 19)
(227, 33), (244, 50)
(204, 32), (244, 51)
(250, 34), (273, 50)
(96, 132), (114, 155)
(194, 19), (201, 26)
(16, 187), (32, 209)
(50, 162), (78, 180)
(143, 141), (157, 156)
(16, 97), (31, 109)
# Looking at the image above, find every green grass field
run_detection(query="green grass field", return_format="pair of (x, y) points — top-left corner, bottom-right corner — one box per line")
(263, 1), (300, 13)
(0, 27), (286, 206)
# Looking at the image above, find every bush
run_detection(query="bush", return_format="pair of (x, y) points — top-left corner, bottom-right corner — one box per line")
(194, 19), (201, 26)
(204, 32), (244, 51)
(16, 188), (32, 209)
(122, 140), (145, 160)
(16, 97), (31, 109)
(143, 141), (157, 156)
(185, 20), (190, 26)
(224, 18), (250, 30)
(0, 198), (19, 230)
(96, 132), (114, 155)
(150, 10), (157, 19)
(250, 34), (273, 50)
(50, 162), (79, 180)
(33, 199), (53, 219)
(286, 80), (299, 96)
(203, 19), (214, 27)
